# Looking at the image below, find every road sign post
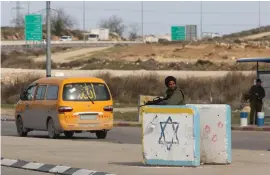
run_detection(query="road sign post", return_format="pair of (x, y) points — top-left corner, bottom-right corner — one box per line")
(25, 14), (42, 41)
(171, 26), (186, 41)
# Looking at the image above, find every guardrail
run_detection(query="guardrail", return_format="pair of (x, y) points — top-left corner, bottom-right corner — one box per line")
(1, 40), (144, 45)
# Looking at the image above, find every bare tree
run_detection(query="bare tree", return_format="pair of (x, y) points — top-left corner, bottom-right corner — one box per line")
(128, 23), (139, 41)
(99, 15), (125, 37)
(50, 8), (76, 36)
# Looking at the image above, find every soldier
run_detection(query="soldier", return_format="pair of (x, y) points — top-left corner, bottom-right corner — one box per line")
(249, 79), (265, 125)
(159, 76), (185, 105)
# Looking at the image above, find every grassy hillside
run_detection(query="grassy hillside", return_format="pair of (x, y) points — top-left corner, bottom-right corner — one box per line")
(222, 25), (270, 38)
(1, 26), (83, 40)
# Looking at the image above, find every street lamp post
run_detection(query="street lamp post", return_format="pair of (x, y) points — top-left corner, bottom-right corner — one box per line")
(46, 1), (51, 77)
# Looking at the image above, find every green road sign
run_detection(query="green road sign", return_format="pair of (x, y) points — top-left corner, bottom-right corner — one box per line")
(171, 26), (186, 41)
(25, 14), (42, 41)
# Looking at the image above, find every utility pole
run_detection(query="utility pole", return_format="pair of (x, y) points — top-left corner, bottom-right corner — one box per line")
(258, 1), (261, 27)
(83, 1), (86, 43)
(46, 1), (51, 77)
(200, 0), (203, 39)
(141, 1), (144, 39)
(27, 2), (30, 14)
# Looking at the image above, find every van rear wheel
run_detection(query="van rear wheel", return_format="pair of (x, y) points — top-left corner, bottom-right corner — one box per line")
(16, 116), (28, 137)
(96, 130), (107, 139)
(64, 131), (74, 138)
(47, 119), (59, 139)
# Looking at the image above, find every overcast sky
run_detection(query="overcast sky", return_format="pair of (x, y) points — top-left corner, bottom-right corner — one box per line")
(1, 1), (270, 36)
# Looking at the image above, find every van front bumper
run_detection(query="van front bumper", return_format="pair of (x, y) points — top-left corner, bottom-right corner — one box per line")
(59, 121), (113, 132)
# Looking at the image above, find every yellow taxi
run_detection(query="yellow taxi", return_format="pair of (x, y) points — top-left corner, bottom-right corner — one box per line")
(15, 76), (113, 139)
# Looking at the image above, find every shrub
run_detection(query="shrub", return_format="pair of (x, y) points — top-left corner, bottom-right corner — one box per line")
(1, 75), (42, 104)
(1, 72), (256, 110)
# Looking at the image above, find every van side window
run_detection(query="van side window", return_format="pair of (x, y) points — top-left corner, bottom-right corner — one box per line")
(46, 85), (59, 100)
(24, 85), (37, 101)
(35, 85), (47, 100)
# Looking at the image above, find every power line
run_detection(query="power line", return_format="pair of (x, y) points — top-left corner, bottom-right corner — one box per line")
(58, 6), (270, 14)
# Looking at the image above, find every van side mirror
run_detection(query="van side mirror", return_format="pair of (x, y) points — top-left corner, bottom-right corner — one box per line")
(19, 92), (27, 100)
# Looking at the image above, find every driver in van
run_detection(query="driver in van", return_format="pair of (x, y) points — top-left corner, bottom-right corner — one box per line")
(158, 76), (186, 105)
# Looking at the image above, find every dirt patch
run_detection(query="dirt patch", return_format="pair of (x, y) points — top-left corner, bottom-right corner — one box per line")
(87, 42), (270, 63)
(2, 42), (269, 71)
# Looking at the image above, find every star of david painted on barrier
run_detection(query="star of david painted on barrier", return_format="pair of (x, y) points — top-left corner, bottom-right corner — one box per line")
(158, 116), (179, 151)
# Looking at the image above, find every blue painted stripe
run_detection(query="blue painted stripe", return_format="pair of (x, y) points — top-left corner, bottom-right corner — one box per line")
(187, 104), (201, 166)
(240, 112), (248, 118)
(145, 159), (197, 166)
(226, 104), (232, 163)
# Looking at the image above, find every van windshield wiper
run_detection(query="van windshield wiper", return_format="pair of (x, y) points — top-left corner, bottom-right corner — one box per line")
(83, 83), (94, 104)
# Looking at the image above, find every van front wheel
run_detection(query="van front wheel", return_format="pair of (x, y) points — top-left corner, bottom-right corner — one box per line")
(96, 130), (107, 139)
(16, 116), (28, 137)
(47, 119), (59, 139)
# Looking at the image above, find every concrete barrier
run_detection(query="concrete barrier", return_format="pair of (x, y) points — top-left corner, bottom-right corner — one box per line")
(139, 95), (232, 165)
(141, 105), (200, 167)
(189, 104), (232, 164)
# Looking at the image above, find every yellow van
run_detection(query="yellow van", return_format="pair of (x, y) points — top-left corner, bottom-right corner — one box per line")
(15, 76), (113, 139)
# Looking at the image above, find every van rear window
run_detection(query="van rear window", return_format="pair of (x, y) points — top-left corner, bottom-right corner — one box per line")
(62, 83), (111, 101)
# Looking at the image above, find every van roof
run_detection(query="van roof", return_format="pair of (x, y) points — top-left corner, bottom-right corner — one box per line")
(35, 76), (106, 84)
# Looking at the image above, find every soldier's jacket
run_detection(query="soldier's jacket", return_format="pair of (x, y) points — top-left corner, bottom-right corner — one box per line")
(249, 85), (265, 104)
(159, 87), (185, 105)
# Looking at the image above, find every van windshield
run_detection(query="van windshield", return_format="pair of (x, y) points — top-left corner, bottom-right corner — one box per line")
(62, 83), (111, 101)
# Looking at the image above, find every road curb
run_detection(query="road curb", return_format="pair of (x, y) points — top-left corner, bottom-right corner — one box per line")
(114, 122), (270, 131)
(0, 157), (115, 175)
(1, 118), (15, 122)
(113, 122), (141, 127)
(3, 118), (270, 131)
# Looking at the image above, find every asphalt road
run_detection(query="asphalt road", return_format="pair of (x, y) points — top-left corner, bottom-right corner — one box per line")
(1, 121), (270, 151)
(1, 166), (53, 175)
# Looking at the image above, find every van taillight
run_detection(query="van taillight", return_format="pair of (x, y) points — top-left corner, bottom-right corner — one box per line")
(58, 106), (73, 113)
(104, 106), (113, 112)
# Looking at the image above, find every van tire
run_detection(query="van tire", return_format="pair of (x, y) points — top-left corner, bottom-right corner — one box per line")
(16, 116), (28, 137)
(96, 130), (107, 139)
(47, 118), (59, 139)
(64, 131), (74, 138)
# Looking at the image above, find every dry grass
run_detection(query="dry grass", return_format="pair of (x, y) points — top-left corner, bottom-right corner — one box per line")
(1, 75), (41, 104)
(1, 72), (255, 110)
(1, 47), (72, 69)
(1, 52), (58, 69)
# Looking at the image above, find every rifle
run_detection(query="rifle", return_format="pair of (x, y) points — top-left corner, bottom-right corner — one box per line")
(139, 97), (164, 107)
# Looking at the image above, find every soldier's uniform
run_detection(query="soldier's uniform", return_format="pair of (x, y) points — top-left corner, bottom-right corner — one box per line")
(249, 79), (265, 125)
(160, 87), (185, 105)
